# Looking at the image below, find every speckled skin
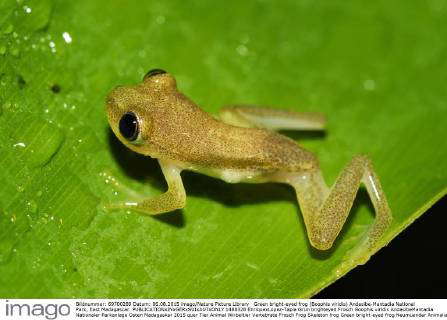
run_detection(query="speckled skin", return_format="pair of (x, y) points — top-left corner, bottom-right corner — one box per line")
(106, 71), (392, 265)
(107, 74), (317, 174)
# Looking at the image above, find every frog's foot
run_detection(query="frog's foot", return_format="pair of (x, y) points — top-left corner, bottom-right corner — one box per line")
(336, 230), (391, 277)
(101, 160), (186, 216)
(290, 155), (392, 258)
(218, 104), (326, 131)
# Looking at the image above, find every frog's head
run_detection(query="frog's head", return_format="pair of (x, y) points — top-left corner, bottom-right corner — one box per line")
(106, 68), (177, 155)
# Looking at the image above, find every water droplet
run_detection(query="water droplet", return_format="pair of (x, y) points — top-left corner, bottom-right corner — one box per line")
(31, 256), (42, 269)
(13, 142), (26, 148)
(48, 40), (56, 53)
(21, 0), (52, 31)
(0, 46), (6, 55)
(335, 268), (343, 278)
(62, 32), (72, 43)
(99, 171), (121, 188)
(11, 119), (65, 167)
(26, 200), (38, 214)
(363, 79), (376, 91)
(156, 15), (165, 24)
(37, 190), (43, 197)
(71, 129), (100, 153)
(11, 47), (19, 57)
(3, 24), (13, 34)
(240, 35), (250, 44)
(138, 50), (146, 58)
(17, 185), (25, 192)
(236, 44), (248, 56)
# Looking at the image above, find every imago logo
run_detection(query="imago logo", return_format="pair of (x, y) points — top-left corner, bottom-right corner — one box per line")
(5, 300), (70, 319)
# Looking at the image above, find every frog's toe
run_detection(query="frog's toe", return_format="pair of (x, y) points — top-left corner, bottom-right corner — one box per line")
(102, 200), (139, 212)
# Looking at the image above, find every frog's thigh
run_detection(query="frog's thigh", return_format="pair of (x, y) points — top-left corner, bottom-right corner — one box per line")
(108, 160), (186, 215)
(291, 155), (392, 263)
(218, 104), (326, 130)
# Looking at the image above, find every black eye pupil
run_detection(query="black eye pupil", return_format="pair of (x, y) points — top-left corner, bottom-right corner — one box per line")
(119, 112), (139, 141)
(144, 68), (166, 80)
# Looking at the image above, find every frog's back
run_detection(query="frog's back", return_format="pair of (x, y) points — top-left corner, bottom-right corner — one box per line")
(149, 95), (317, 173)
(202, 123), (318, 172)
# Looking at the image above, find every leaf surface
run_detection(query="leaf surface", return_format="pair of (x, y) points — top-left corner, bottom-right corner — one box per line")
(0, 0), (446, 297)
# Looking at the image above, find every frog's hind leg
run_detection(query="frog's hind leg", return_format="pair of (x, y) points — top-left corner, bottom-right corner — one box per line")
(105, 160), (186, 215)
(219, 104), (326, 131)
(286, 155), (392, 265)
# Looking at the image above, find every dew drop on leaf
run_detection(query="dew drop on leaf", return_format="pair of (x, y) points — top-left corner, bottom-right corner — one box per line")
(11, 119), (65, 168)
(26, 200), (38, 215)
(3, 24), (13, 35)
(11, 47), (19, 57)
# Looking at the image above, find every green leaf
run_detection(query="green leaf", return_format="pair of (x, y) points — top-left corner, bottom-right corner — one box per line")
(0, 0), (445, 298)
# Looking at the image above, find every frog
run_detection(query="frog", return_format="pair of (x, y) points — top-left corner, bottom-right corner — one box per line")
(105, 68), (392, 264)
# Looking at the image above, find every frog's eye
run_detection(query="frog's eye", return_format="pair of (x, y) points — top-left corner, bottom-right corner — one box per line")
(143, 68), (166, 80)
(119, 112), (140, 142)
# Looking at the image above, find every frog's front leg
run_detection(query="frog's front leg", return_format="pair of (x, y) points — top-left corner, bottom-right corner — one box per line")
(288, 155), (392, 264)
(219, 104), (326, 131)
(107, 160), (186, 215)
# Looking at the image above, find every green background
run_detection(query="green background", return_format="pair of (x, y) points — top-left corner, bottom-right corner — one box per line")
(0, 0), (446, 297)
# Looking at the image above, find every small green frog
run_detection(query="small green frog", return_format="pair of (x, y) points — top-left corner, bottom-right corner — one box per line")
(106, 69), (392, 263)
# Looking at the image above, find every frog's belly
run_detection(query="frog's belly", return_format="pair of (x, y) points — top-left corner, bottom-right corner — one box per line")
(187, 165), (274, 184)
(213, 168), (268, 183)
(170, 154), (314, 184)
